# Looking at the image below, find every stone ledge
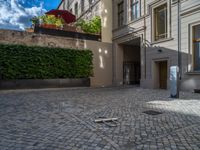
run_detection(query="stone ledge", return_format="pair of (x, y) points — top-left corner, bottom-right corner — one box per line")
(186, 72), (200, 75)
(0, 78), (90, 90)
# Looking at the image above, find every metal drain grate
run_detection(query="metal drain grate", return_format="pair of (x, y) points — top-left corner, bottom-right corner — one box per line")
(194, 89), (200, 93)
(143, 110), (163, 115)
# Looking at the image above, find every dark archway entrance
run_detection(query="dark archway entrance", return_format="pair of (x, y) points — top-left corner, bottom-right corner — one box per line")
(122, 37), (141, 85)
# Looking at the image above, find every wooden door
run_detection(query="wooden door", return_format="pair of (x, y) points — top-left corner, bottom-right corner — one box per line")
(159, 61), (167, 89)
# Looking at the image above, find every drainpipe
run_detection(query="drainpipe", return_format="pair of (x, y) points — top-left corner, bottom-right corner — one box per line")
(63, 0), (65, 9)
(143, 0), (146, 79)
(112, 0), (115, 85)
(177, 0), (181, 98)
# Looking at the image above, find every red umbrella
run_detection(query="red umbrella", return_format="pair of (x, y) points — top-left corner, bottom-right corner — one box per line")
(45, 9), (76, 24)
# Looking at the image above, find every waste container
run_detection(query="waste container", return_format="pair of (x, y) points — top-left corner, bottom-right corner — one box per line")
(170, 66), (179, 98)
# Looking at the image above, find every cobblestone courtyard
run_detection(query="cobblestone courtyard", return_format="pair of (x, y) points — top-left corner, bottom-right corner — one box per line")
(0, 87), (200, 150)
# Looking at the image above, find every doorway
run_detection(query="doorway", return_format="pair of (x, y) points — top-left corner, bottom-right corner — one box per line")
(123, 61), (140, 85)
(154, 60), (168, 89)
(158, 61), (168, 89)
(122, 38), (141, 85)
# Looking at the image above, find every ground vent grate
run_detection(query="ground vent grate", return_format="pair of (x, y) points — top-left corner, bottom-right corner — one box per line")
(143, 110), (163, 115)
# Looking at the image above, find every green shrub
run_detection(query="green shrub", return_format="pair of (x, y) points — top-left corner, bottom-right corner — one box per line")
(0, 44), (93, 79)
(76, 16), (101, 34)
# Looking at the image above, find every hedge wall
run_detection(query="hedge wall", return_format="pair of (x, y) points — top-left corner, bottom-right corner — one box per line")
(0, 44), (93, 79)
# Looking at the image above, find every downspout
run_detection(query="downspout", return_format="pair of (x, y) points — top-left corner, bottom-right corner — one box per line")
(67, 0), (69, 10)
(112, 0), (115, 85)
(63, 0), (64, 9)
(143, 0), (147, 79)
(177, 0), (181, 98)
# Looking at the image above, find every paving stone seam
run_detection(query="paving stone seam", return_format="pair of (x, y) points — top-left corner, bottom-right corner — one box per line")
(70, 113), (121, 150)
(133, 123), (200, 147)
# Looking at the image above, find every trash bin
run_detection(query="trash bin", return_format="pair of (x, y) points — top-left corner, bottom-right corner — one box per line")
(170, 66), (179, 98)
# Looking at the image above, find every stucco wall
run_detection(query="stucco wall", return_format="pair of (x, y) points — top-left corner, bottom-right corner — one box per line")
(0, 29), (84, 49)
(101, 0), (112, 43)
(84, 40), (113, 87)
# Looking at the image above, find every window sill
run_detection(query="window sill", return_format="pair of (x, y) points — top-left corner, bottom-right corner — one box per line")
(128, 16), (144, 25)
(112, 25), (127, 32)
(151, 38), (174, 45)
(186, 72), (200, 75)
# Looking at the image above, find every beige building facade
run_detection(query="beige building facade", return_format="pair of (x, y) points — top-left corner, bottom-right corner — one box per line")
(58, 0), (113, 43)
(112, 0), (200, 91)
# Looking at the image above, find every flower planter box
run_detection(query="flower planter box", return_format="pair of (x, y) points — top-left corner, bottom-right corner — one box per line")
(40, 24), (59, 30)
(0, 78), (90, 90)
(34, 26), (101, 41)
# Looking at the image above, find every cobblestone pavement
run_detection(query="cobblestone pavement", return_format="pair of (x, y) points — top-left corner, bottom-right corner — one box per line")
(0, 87), (200, 150)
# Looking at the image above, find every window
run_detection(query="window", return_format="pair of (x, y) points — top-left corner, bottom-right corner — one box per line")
(154, 4), (168, 41)
(118, 2), (124, 27)
(130, 0), (140, 20)
(89, 0), (94, 11)
(81, 0), (84, 13)
(95, 5), (99, 12)
(75, 2), (78, 16)
(193, 24), (200, 71)
(89, 0), (93, 5)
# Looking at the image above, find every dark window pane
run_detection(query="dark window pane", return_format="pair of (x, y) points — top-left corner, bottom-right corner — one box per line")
(118, 2), (124, 27)
(75, 3), (78, 16)
(194, 25), (200, 71)
(131, 0), (140, 20)
(194, 42), (200, 71)
(81, 0), (84, 13)
(194, 25), (200, 39)
(154, 4), (168, 41)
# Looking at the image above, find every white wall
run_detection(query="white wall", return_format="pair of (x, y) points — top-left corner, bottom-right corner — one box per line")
(84, 40), (113, 87)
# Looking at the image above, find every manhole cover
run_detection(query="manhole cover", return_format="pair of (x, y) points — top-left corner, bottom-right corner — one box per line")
(143, 110), (162, 115)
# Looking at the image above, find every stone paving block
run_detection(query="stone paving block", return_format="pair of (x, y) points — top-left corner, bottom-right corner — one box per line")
(0, 87), (200, 149)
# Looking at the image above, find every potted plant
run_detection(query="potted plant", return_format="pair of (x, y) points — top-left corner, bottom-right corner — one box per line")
(76, 16), (101, 35)
(31, 15), (64, 30)
(42, 15), (57, 29)
(55, 18), (65, 29)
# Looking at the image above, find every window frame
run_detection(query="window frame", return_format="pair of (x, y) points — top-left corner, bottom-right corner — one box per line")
(153, 3), (168, 41)
(151, 1), (171, 43)
(89, 0), (93, 5)
(74, 2), (78, 16)
(192, 24), (200, 71)
(118, 1), (124, 27)
(130, 0), (141, 21)
(81, 0), (85, 13)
